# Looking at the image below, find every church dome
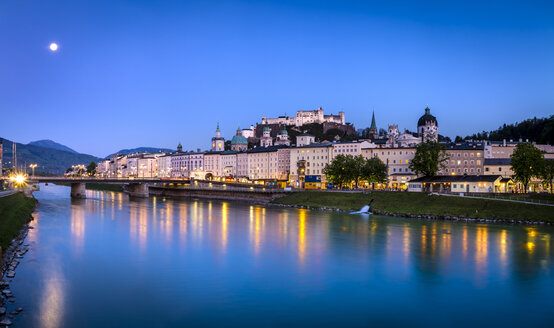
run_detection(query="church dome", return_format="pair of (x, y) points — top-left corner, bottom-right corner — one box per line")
(263, 124), (270, 132)
(280, 126), (288, 135)
(417, 107), (438, 127)
(231, 134), (248, 145)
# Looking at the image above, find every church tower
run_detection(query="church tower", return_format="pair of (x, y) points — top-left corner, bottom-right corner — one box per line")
(368, 110), (378, 139)
(275, 125), (290, 146)
(211, 122), (225, 151)
(260, 123), (273, 147)
(417, 106), (438, 142)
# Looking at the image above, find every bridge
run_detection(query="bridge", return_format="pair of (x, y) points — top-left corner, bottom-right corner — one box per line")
(2, 176), (285, 200)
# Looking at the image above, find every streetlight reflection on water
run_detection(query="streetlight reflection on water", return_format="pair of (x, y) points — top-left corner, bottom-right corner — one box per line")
(13, 184), (554, 328)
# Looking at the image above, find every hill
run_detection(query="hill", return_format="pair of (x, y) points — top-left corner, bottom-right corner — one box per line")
(105, 147), (174, 159)
(1, 138), (101, 175)
(27, 139), (78, 153)
(464, 115), (554, 144)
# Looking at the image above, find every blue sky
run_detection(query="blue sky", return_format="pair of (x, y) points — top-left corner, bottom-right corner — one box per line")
(1, 0), (553, 157)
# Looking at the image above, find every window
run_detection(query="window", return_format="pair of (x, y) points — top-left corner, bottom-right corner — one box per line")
(453, 184), (457, 188)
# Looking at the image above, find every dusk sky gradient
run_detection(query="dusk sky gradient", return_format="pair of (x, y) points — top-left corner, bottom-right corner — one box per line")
(1, 0), (553, 157)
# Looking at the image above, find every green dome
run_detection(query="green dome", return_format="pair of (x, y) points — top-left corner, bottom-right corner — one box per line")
(280, 126), (288, 135)
(231, 134), (248, 145)
(418, 107), (438, 127)
(263, 124), (270, 132)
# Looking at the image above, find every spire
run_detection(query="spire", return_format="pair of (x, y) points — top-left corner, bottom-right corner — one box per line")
(216, 121), (220, 132)
(370, 110), (377, 129)
(425, 106), (430, 115)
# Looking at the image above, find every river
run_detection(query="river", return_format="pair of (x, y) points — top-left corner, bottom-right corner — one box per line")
(7, 184), (554, 327)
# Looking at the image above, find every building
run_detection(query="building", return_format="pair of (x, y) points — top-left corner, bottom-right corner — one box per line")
(157, 154), (172, 178)
(441, 142), (485, 175)
(247, 146), (290, 181)
(137, 155), (159, 178)
(296, 133), (315, 147)
(221, 151), (238, 178)
(362, 147), (417, 189)
(289, 143), (333, 187)
(241, 125), (256, 139)
(170, 152), (204, 178)
(368, 111), (378, 139)
(231, 126), (248, 151)
(332, 141), (373, 158)
(408, 175), (505, 193)
(260, 124), (273, 147)
(204, 151), (222, 179)
(211, 122), (225, 151)
(274, 126), (290, 146)
(417, 106), (438, 142)
(484, 158), (513, 178)
(261, 107), (345, 127)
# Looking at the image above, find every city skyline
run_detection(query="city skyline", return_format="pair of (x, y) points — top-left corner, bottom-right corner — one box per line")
(1, 0), (553, 157)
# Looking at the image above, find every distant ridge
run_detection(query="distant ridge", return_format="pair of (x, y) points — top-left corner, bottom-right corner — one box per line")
(28, 139), (78, 153)
(1, 137), (101, 175)
(105, 147), (174, 159)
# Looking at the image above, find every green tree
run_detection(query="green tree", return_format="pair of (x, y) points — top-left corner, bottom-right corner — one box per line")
(350, 155), (367, 188)
(86, 161), (97, 176)
(361, 157), (388, 189)
(540, 159), (554, 193)
(409, 141), (448, 177)
(510, 143), (544, 192)
(324, 154), (350, 189)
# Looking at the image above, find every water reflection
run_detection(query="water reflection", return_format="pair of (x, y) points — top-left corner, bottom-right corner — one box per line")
(14, 185), (554, 327)
(70, 200), (85, 254)
(298, 209), (307, 265)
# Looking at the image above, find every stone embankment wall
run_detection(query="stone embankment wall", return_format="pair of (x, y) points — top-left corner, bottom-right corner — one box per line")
(149, 186), (290, 203)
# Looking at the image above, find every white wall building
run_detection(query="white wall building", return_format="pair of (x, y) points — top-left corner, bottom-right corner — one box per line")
(262, 107), (345, 127)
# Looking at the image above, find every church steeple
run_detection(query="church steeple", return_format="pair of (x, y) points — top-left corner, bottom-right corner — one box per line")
(370, 110), (377, 129)
(368, 109), (378, 139)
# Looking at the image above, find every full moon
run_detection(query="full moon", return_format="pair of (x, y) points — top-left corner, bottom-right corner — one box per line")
(49, 42), (58, 51)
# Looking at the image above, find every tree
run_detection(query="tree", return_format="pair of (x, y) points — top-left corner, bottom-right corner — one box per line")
(510, 143), (544, 192)
(87, 161), (97, 176)
(324, 154), (350, 189)
(361, 157), (388, 189)
(409, 141), (448, 177)
(540, 159), (554, 193)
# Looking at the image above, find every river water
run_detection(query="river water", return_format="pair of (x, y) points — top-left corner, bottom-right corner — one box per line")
(7, 184), (554, 327)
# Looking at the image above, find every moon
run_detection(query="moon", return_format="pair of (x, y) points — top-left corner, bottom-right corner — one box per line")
(49, 42), (59, 52)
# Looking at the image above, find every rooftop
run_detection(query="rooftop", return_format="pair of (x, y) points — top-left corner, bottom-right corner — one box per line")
(411, 175), (502, 183)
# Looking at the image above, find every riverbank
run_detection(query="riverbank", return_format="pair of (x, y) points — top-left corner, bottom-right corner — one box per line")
(0, 193), (37, 256)
(0, 192), (36, 325)
(272, 191), (554, 224)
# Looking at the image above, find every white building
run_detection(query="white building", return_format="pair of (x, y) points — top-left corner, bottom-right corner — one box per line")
(296, 133), (315, 147)
(262, 107), (345, 127)
(170, 152), (204, 178)
(289, 143), (334, 186)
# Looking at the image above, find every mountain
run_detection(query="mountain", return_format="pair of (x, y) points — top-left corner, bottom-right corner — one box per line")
(464, 115), (554, 144)
(28, 139), (78, 153)
(1, 138), (101, 175)
(105, 147), (174, 159)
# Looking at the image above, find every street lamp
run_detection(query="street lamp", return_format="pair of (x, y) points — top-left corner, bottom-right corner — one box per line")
(29, 164), (37, 177)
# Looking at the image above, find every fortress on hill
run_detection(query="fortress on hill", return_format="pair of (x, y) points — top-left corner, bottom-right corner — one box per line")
(261, 107), (345, 127)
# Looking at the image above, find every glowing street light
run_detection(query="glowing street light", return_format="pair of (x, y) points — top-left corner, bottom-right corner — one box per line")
(29, 164), (37, 177)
